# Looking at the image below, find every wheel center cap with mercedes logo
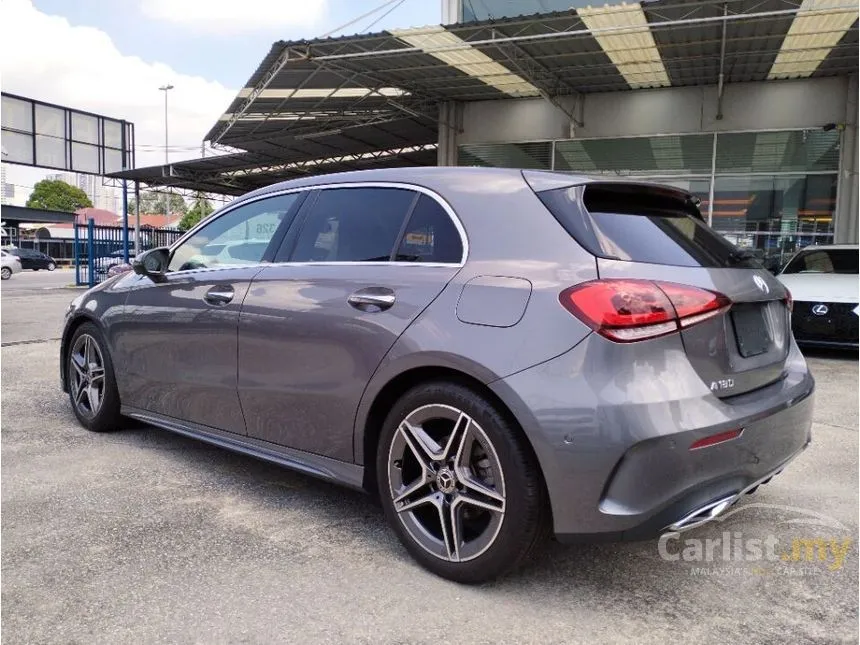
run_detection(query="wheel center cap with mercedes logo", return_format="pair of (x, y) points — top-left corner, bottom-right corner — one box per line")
(436, 468), (456, 493)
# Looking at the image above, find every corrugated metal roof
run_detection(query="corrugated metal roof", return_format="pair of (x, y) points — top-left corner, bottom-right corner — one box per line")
(112, 0), (856, 196)
(204, 0), (857, 151)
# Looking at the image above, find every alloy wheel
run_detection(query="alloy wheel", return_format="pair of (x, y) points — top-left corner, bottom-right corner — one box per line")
(387, 404), (506, 563)
(69, 334), (106, 418)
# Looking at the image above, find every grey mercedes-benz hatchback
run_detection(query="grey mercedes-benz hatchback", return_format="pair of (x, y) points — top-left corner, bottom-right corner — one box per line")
(62, 167), (814, 583)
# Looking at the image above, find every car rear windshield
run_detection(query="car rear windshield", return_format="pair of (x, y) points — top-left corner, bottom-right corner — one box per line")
(781, 249), (858, 275)
(537, 184), (759, 268)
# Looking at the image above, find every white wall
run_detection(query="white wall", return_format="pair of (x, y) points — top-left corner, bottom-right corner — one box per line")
(459, 77), (850, 143)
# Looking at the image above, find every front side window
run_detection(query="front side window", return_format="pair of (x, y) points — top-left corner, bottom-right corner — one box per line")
(782, 249), (858, 275)
(289, 187), (416, 262)
(168, 193), (299, 272)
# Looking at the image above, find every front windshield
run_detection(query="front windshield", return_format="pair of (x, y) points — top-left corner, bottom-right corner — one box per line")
(781, 249), (858, 275)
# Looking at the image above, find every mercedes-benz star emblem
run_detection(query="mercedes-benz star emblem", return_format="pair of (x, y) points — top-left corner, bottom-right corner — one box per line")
(812, 303), (829, 316)
(753, 275), (769, 294)
(435, 468), (456, 494)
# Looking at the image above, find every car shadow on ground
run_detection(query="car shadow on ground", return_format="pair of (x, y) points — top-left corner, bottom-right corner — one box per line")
(103, 418), (725, 596)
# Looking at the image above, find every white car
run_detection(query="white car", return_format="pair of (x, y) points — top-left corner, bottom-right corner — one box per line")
(777, 244), (859, 349)
(1, 249), (23, 280)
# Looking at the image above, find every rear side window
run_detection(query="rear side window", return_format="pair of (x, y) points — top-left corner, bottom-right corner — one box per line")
(537, 185), (756, 268)
(395, 195), (463, 263)
(290, 187), (416, 262)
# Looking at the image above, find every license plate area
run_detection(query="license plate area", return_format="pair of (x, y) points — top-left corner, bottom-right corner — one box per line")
(731, 303), (771, 358)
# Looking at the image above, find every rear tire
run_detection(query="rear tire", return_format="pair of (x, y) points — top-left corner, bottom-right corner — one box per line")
(67, 322), (122, 432)
(377, 381), (549, 584)
(1, 267), (11, 280)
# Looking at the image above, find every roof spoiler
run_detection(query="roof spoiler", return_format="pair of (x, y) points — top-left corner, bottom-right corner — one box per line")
(521, 170), (704, 221)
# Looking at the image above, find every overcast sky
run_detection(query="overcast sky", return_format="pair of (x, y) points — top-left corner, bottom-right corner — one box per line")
(1, 0), (441, 199)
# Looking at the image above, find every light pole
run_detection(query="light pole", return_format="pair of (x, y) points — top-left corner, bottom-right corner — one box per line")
(158, 84), (174, 220)
(158, 84), (174, 165)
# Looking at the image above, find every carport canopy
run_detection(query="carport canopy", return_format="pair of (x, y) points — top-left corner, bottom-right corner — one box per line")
(108, 0), (859, 195)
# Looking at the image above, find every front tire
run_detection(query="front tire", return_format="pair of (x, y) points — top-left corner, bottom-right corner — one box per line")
(1, 267), (11, 280)
(47, 262), (56, 271)
(377, 381), (548, 583)
(67, 322), (122, 432)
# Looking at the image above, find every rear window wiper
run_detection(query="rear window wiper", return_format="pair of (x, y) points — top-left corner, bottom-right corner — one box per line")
(726, 248), (760, 266)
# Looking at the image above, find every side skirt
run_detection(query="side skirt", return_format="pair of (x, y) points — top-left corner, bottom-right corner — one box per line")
(122, 406), (366, 491)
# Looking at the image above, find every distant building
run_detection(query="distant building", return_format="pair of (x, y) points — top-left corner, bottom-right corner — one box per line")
(46, 171), (120, 213)
(1, 163), (14, 205)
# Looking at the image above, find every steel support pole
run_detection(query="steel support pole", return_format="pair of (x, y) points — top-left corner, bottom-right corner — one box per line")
(707, 132), (718, 227)
(134, 182), (141, 254)
(122, 180), (129, 263)
(715, 4), (728, 120)
(835, 74), (859, 243)
(87, 218), (95, 289)
(74, 223), (80, 286)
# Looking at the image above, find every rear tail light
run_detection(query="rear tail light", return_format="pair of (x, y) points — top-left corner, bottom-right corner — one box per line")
(559, 279), (731, 343)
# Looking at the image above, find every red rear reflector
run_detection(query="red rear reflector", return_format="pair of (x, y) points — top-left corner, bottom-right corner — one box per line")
(559, 279), (731, 343)
(689, 429), (743, 450)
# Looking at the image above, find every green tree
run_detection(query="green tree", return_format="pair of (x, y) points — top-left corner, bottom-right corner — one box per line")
(178, 194), (214, 231)
(128, 191), (188, 216)
(26, 179), (93, 212)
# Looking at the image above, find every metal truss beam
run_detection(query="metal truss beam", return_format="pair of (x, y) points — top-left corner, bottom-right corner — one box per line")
(223, 143), (437, 178)
(209, 45), (293, 144)
(490, 33), (584, 128)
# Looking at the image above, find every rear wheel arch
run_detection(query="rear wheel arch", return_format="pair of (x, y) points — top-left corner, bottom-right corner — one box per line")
(359, 365), (549, 507)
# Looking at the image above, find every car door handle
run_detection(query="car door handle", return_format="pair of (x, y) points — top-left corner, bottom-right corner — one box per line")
(204, 286), (234, 305)
(347, 287), (395, 312)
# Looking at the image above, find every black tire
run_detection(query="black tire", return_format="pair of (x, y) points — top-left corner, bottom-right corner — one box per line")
(1, 267), (11, 280)
(47, 263), (56, 271)
(67, 322), (122, 432)
(377, 381), (549, 584)
(33, 268), (40, 271)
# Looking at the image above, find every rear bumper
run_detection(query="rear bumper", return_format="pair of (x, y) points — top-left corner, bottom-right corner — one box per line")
(490, 333), (815, 542)
(795, 338), (858, 350)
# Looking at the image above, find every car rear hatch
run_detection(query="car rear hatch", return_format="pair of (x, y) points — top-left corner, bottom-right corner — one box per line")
(528, 174), (792, 398)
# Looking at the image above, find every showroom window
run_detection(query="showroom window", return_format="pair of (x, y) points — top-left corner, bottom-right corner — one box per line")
(554, 135), (714, 176)
(458, 129), (841, 268)
(458, 141), (552, 169)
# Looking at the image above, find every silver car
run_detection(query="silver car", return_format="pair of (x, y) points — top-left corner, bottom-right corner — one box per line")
(61, 168), (814, 583)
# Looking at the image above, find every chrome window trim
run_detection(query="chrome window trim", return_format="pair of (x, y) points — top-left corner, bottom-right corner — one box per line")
(168, 181), (469, 273)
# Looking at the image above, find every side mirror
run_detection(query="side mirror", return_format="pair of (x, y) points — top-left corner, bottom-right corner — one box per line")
(133, 247), (170, 282)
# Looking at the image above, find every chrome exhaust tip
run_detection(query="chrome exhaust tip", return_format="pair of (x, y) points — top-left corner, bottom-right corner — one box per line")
(664, 494), (737, 533)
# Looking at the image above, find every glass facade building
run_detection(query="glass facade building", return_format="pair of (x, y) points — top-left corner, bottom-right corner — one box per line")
(458, 129), (841, 269)
(461, 1), (593, 22)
